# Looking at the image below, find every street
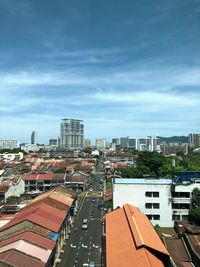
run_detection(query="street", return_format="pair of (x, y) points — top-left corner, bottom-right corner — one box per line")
(58, 194), (103, 266)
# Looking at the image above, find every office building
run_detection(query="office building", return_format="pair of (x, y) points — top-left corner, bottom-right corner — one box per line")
(31, 131), (37, 145)
(0, 139), (20, 150)
(60, 119), (84, 149)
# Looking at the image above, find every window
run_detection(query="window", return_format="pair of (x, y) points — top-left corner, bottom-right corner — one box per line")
(145, 191), (159, 198)
(172, 215), (180, 221)
(153, 203), (160, 209)
(145, 203), (160, 209)
(172, 203), (190, 209)
(147, 214), (160, 220)
(171, 192), (190, 198)
(145, 203), (152, 209)
(145, 192), (152, 197)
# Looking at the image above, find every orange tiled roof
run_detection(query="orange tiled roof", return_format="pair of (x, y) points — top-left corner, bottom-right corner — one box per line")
(106, 204), (169, 267)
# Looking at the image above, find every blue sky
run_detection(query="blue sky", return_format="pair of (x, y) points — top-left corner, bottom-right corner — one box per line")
(0, 0), (200, 144)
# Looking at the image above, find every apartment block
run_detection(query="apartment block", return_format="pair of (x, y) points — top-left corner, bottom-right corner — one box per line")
(113, 172), (200, 227)
(0, 139), (20, 150)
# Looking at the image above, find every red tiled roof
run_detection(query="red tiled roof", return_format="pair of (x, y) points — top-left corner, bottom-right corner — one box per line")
(23, 173), (54, 181)
(106, 204), (169, 267)
(0, 250), (45, 267)
(0, 185), (9, 192)
(0, 231), (55, 250)
(1, 202), (66, 232)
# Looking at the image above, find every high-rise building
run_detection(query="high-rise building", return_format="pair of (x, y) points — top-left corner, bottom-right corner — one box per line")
(83, 139), (91, 148)
(49, 138), (58, 146)
(60, 119), (84, 149)
(96, 138), (107, 151)
(0, 139), (20, 149)
(148, 136), (161, 152)
(120, 137), (129, 148)
(112, 138), (120, 145)
(188, 133), (200, 148)
(128, 138), (137, 149)
(31, 131), (37, 145)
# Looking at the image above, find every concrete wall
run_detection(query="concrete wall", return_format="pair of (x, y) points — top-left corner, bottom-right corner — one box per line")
(113, 182), (173, 227)
(5, 178), (25, 201)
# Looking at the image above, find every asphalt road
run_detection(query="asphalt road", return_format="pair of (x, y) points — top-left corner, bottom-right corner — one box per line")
(58, 192), (103, 267)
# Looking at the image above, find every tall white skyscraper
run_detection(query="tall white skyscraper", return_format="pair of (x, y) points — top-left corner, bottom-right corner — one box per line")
(31, 131), (37, 145)
(60, 119), (84, 149)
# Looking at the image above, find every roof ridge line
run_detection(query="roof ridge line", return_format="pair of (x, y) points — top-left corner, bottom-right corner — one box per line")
(123, 204), (144, 247)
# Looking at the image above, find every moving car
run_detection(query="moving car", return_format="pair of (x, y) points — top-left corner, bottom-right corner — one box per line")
(81, 223), (88, 230)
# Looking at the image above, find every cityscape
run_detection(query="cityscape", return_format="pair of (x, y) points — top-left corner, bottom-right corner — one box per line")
(1, 1), (200, 267)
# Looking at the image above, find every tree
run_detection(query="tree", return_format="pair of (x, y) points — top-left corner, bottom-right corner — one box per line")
(120, 167), (143, 178)
(189, 188), (200, 225)
(137, 151), (168, 177)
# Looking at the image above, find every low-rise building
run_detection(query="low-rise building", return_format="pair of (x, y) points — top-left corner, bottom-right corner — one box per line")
(0, 186), (77, 266)
(0, 176), (25, 203)
(106, 204), (170, 267)
(23, 173), (65, 192)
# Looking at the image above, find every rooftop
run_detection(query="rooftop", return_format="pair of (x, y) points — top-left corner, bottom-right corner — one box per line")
(106, 204), (169, 267)
(113, 178), (172, 185)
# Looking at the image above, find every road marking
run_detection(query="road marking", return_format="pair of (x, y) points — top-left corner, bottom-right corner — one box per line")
(82, 244), (88, 248)
(71, 244), (77, 248)
(93, 244), (99, 248)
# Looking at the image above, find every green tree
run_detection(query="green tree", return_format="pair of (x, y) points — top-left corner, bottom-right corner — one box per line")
(189, 188), (200, 225)
(137, 151), (168, 177)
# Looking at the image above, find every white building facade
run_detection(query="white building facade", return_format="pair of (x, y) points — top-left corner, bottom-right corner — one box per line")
(0, 139), (20, 150)
(113, 177), (200, 227)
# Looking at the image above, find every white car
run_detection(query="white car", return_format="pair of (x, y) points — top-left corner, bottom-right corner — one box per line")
(83, 219), (88, 224)
(81, 224), (88, 230)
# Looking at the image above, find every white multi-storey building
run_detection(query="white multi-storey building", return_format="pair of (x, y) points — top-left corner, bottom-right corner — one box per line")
(0, 139), (20, 150)
(112, 173), (200, 227)
(60, 119), (84, 149)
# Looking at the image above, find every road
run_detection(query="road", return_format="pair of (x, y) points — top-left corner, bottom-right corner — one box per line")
(59, 195), (103, 267)
(58, 157), (104, 267)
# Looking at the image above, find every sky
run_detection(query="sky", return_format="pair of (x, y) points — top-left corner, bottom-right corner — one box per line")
(0, 0), (200, 144)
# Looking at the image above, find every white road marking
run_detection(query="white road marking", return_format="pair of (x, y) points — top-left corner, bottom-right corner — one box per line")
(93, 244), (99, 248)
(71, 244), (77, 248)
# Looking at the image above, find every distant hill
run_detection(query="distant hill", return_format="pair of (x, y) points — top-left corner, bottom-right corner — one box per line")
(158, 136), (188, 144)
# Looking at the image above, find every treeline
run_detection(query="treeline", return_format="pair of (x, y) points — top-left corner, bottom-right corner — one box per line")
(120, 151), (200, 178)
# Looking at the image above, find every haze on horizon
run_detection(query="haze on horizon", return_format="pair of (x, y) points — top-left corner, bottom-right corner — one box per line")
(0, 0), (200, 144)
